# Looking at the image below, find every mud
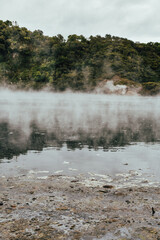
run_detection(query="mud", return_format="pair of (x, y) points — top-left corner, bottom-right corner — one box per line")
(0, 172), (160, 240)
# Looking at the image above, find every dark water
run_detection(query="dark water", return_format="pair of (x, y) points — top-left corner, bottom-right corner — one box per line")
(0, 90), (160, 179)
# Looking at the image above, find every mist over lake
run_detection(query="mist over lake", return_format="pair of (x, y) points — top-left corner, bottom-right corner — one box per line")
(0, 88), (160, 179)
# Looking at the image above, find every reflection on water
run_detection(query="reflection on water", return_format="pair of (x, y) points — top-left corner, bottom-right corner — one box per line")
(0, 91), (160, 179)
(1, 143), (160, 181)
(0, 91), (160, 173)
(0, 118), (159, 160)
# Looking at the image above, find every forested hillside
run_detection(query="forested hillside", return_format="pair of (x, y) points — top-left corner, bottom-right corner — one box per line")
(0, 20), (160, 94)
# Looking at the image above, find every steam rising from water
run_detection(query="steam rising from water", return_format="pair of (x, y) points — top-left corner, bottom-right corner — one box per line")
(0, 88), (160, 158)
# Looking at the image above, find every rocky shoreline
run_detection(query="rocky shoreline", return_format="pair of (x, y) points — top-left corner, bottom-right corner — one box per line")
(0, 172), (160, 240)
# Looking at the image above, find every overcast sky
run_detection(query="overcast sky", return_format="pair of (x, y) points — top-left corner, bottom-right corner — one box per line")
(0, 0), (159, 43)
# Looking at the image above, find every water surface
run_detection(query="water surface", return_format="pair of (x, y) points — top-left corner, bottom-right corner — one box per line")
(0, 90), (160, 180)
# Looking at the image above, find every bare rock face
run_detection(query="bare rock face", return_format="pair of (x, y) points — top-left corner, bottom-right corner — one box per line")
(95, 80), (127, 95)
(95, 76), (142, 96)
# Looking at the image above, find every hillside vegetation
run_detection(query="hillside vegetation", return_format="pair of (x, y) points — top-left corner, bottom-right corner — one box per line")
(0, 20), (160, 94)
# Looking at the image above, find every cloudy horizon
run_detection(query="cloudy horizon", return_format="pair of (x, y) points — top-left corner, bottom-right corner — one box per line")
(0, 0), (160, 43)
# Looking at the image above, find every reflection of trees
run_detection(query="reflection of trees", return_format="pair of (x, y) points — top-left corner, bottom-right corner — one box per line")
(0, 118), (159, 160)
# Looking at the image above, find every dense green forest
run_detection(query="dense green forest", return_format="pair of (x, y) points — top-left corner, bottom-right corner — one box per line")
(0, 19), (160, 94)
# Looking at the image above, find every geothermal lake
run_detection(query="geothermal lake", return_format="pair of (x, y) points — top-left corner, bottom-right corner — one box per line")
(0, 89), (160, 181)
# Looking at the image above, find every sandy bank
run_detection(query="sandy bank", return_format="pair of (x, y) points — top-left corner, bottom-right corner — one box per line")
(0, 173), (160, 240)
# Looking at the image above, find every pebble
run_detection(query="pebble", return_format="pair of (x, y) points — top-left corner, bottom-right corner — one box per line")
(103, 185), (114, 189)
